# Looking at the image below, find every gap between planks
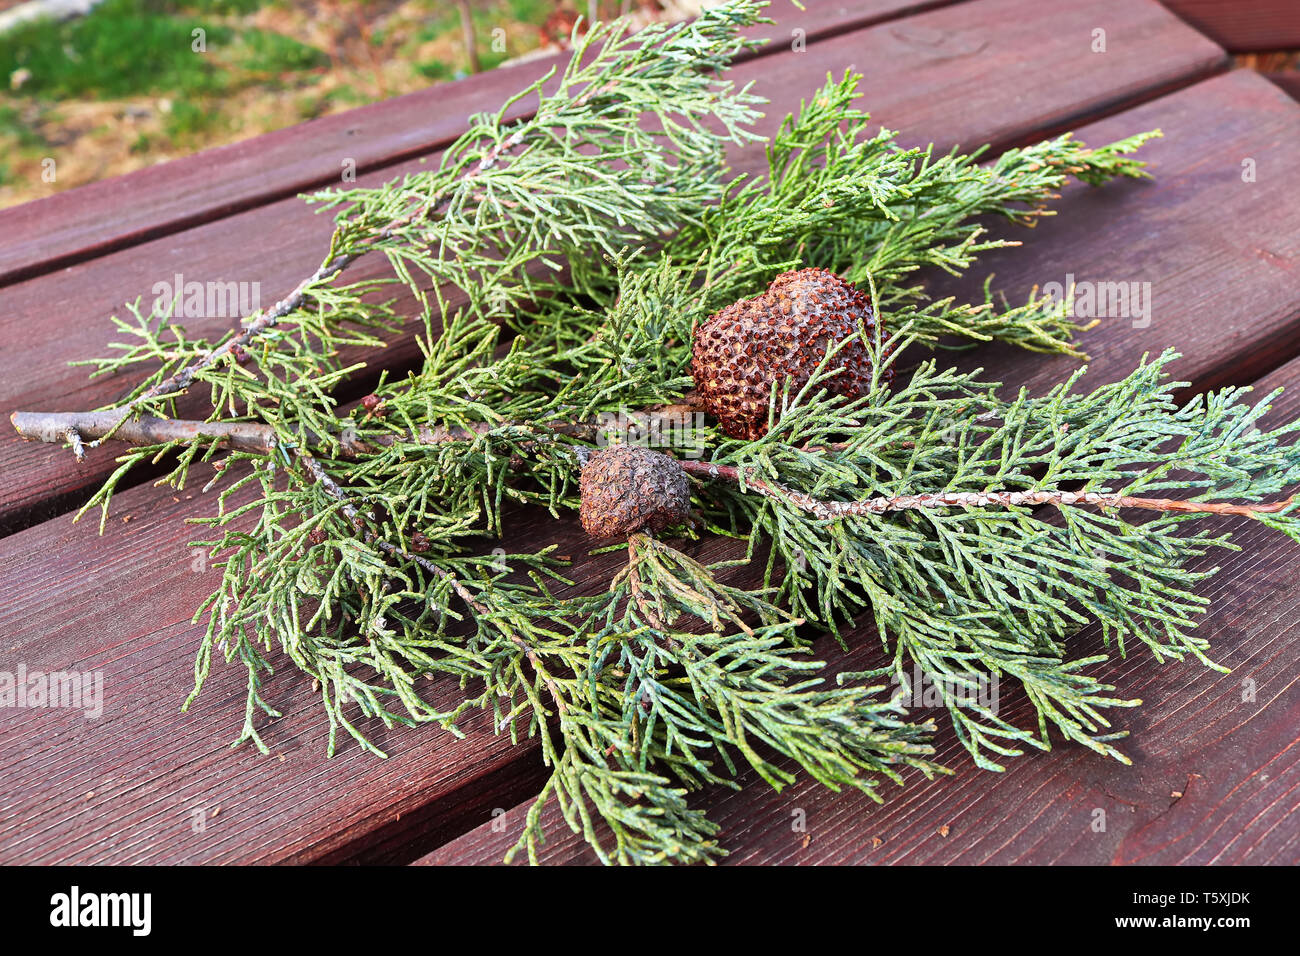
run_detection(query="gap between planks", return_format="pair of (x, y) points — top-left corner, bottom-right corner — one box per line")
(2, 71), (1294, 865)
(419, 348), (1300, 865)
(0, 0), (1229, 537)
(0, 0), (966, 288)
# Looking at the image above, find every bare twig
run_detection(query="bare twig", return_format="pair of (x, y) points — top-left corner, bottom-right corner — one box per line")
(12, 410), (280, 455)
(457, 0), (480, 73)
(11, 404), (701, 458)
(678, 459), (1298, 519)
(126, 251), (362, 415)
(9, 410), (473, 457)
(17, 407), (1291, 521)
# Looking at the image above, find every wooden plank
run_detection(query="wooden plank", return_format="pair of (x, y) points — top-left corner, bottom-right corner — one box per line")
(1266, 71), (1300, 103)
(0, 0), (962, 288)
(0, 0), (1234, 864)
(416, 71), (1300, 864)
(418, 356), (1300, 865)
(1162, 0), (1300, 52)
(0, 0), (1227, 534)
(0, 479), (715, 864)
(934, 69), (1300, 399)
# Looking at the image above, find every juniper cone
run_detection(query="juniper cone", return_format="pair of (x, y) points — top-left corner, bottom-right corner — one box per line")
(691, 268), (890, 439)
(579, 445), (692, 537)
(11, 0), (1300, 866)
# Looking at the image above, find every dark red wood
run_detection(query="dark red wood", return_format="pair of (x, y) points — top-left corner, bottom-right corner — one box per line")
(0, 0), (1227, 534)
(0, 477), (706, 864)
(8, 66), (1299, 864)
(1266, 71), (1300, 102)
(417, 72), (1300, 865)
(0, 0), (962, 288)
(8, 0), (1290, 868)
(420, 486), (1300, 864)
(1162, 0), (1300, 52)
(934, 69), (1300, 399)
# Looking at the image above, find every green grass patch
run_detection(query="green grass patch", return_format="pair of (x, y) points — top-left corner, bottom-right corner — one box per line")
(0, 0), (324, 101)
(415, 59), (452, 82)
(163, 98), (221, 142)
(230, 25), (330, 75)
(0, 1), (235, 99)
(0, 106), (48, 149)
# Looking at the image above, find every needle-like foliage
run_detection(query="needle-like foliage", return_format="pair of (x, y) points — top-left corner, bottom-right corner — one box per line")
(17, 1), (1300, 864)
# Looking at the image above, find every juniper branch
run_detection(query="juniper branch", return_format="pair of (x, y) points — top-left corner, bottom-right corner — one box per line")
(679, 458), (1299, 519)
(25, 408), (1294, 523)
(13, 0), (1281, 866)
(29, 1), (768, 457)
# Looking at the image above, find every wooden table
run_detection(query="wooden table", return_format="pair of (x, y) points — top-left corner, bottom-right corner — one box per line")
(2, 0), (1298, 865)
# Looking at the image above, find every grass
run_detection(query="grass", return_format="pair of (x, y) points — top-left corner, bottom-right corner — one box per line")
(385, 0), (555, 83)
(0, 0), (329, 100)
(0, 106), (48, 149)
(0, 1), (688, 208)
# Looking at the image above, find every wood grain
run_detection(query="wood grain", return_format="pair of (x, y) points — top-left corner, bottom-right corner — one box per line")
(418, 72), (1300, 865)
(417, 353), (1300, 865)
(1265, 71), (1300, 103)
(0, 0), (962, 287)
(0, 1), (1252, 866)
(0, 471), (751, 863)
(1162, 0), (1300, 52)
(932, 69), (1300, 399)
(0, 0), (1227, 533)
(2, 70), (1288, 866)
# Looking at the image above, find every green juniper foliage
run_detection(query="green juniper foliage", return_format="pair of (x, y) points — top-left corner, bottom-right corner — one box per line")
(21, 0), (1300, 863)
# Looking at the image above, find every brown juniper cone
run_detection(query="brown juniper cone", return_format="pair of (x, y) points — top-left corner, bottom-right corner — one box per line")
(579, 444), (692, 538)
(690, 267), (892, 440)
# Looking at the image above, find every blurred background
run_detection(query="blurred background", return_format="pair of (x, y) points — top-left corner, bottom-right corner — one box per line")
(1, 1), (1297, 211)
(0, 0), (707, 208)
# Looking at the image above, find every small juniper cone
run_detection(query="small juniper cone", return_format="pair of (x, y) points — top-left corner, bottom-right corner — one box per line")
(690, 267), (891, 440)
(579, 444), (692, 538)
